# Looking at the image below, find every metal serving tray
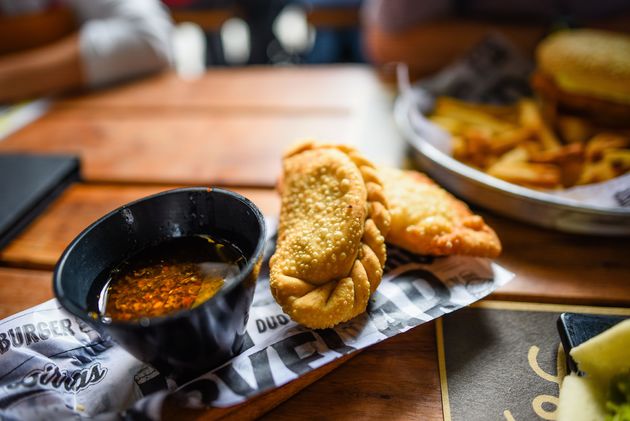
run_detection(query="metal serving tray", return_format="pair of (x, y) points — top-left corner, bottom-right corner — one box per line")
(394, 92), (630, 236)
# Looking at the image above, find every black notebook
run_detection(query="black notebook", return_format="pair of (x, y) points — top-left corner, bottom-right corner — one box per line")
(0, 153), (80, 249)
(557, 313), (627, 374)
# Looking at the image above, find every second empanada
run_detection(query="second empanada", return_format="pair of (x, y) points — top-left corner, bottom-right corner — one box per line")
(379, 167), (501, 258)
(270, 141), (390, 329)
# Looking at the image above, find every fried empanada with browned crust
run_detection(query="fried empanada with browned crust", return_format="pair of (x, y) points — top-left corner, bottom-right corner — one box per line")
(379, 167), (501, 258)
(270, 141), (390, 329)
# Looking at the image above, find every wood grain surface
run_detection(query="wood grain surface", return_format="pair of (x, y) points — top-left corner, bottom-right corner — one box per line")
(0, 267), (52, 319)
(0, 184), (279, 269)
(162, 322), (440, 420)
(261, 322), (441, 421)
(53, 67), (376, 111)
(0, 67), (402, 185)
(0, 110), (353, 186)
(163, 353), (358, 421)
(483, 211), (630, 306)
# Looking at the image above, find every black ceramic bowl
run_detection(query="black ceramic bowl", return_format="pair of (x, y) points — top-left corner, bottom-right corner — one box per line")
(53, 187), (265, 379)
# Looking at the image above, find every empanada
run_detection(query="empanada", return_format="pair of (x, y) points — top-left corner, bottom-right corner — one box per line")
(270, 141), (390, 329)
(379, 167), (501, 257)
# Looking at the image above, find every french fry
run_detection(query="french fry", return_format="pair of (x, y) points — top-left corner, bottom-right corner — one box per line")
(521, 140), (545, 157)
(435, 97), (515, 119)
(558, 159), (584, 188)
(490, 128), (533, 154)
(434, 98), (516, 133)
(585, 133), (630, 162)
(429, 115), (464, 133)
(518, 99), (542, 129)
(529, 143), (584, 187)
(537, 123), (563, 151)
(603, 149), (630, 172)
(556, 116), (593, 144)
(462, 127), (493, 168)
(451, 136), (467, 160)
(530, 143), (584, 164)
(493, 146), (529, 164)
(429, 96), (630, 189)
(487, 161), (562, 189)
(519, 99), (561, 151)
(577, 160), (617, 185)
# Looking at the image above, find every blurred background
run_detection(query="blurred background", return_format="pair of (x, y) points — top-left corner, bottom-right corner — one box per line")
(0, 0), (629, 113)
(163, 0), (365, 74)
(160, 0), (630, 79)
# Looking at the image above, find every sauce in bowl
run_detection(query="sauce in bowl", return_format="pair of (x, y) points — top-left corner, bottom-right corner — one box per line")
(91, 235), (245, 322)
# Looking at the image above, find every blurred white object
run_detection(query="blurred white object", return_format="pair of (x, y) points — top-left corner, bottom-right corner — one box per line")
(0, 0), (174, 87)
(221, 18), (250, 65)
(273, 5), (313, 54)
(172, 22), (206, 79)
(0, 99), (50, 141)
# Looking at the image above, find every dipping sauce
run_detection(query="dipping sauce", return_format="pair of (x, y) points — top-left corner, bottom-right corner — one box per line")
(92, 235), (245, 322)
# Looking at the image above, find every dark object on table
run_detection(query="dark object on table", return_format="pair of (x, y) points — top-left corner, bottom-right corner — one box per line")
(0, 153), (79, 250)
(417, 34), (533, 105)
(53, 187), (266, 380)
(303, 0), (364, 64)
(440, 306), (563, 421)
(557, 312), (628, 374)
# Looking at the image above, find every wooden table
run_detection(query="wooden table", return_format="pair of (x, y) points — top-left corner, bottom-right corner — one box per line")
(0, 66), (628, 420)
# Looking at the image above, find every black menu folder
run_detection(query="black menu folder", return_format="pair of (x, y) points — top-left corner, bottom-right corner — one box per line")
(557, 313), (627, 373)
(0, 153), (80, 249)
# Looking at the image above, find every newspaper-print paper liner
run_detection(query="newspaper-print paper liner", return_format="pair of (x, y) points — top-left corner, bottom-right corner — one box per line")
(0, 220), (513, 420)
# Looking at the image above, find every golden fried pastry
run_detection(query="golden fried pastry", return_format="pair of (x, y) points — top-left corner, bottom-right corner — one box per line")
(379, 167), (501, 258)
(270, 141), (390, 329)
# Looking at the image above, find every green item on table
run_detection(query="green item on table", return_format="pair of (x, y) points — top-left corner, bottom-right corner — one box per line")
(558, 319), (630, 421)
(606, 373), (630, 421)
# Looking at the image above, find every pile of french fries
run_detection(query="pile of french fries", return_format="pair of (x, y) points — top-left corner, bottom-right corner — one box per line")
(428, 97), (630, 189)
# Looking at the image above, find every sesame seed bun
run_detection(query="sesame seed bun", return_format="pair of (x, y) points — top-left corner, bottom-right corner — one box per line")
(536, 29), (630, 106)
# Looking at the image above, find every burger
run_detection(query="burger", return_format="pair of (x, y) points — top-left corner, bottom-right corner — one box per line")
(532, 29), (630, 128)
